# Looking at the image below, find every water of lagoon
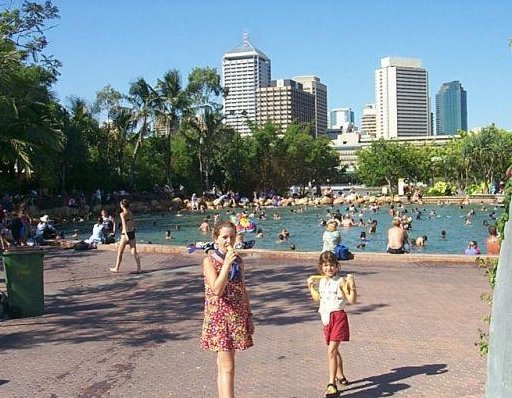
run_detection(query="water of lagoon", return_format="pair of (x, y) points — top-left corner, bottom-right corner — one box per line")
(63, 203), (501, 255)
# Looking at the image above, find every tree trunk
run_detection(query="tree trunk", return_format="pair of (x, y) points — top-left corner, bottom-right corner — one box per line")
(130, 119), (146, 190)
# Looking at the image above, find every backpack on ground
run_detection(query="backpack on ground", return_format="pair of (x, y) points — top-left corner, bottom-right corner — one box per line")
(334, 243), (353, 261)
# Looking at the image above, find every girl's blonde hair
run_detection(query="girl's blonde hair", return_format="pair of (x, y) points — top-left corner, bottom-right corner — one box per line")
(212, 221), (236, 240)
(317, 251), (339, 274)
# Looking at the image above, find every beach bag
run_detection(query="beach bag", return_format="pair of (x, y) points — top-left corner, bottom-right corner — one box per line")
(334, 243), (352, 261)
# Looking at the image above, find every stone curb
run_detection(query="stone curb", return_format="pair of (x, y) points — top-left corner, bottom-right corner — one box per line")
(92, 242), (495, 265)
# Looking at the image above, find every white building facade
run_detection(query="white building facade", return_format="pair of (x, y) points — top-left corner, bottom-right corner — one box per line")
(375, 57), (430, 139)
(222, 34), (271, 134)
(360, 104), (377, 137)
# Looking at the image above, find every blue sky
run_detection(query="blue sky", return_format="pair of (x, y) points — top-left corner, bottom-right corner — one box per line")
(41, 0), (512, 129)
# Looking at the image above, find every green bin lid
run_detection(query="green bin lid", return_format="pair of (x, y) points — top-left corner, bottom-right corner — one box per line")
(2, 248), (44, 257)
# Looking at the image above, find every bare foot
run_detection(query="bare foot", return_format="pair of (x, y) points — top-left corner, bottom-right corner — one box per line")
(109, 268), (119, 273)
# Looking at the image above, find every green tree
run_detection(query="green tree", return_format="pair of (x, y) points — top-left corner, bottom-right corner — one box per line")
(282, 123), (340, 192)
(0, 1), (64, 189)
(462, 125), (512, 192)
(127, 77), (157, 189)
(154, 69), (190, 186)
(356, 139), (416, 193)
(184, 106), (228, 191)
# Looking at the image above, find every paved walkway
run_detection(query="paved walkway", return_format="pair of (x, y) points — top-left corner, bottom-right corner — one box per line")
(0, 248), (489, 397)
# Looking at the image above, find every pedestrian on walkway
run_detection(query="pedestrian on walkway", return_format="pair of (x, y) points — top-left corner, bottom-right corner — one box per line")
(110, 199), (141, 274)
(307, 251), (357, 397)
(200, 221), (254, 398)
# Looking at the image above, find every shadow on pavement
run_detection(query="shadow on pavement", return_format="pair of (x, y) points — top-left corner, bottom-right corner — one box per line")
(1, 252), (390, 352)
(341, 363), (448, 397)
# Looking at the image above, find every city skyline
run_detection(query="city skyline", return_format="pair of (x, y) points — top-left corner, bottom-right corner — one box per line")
(43, 0), (512, 130)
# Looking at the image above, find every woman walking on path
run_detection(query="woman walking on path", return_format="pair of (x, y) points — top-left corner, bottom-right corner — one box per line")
(110, 199), (141, 273)
(200, 221), (254, 398)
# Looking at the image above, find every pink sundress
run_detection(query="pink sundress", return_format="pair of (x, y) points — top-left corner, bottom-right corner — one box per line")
(200, 251), (253, 351)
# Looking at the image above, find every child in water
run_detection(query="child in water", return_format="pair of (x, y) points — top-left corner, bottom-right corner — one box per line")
(307, 251), (357, 397)
(200, 221), (254, 398)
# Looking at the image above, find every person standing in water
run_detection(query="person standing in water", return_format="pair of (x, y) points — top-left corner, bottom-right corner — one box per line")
(110, 199), (141, 274)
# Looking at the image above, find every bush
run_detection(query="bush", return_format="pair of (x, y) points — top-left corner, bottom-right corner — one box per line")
(466, 182), (487, 195)
(426, 181), (454, 196)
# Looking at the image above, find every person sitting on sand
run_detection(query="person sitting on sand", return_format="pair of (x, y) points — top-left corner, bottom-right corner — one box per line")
(85, 217), (105, 246)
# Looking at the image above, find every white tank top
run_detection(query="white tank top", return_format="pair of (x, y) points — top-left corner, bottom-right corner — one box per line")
(318, 276), (346, 325)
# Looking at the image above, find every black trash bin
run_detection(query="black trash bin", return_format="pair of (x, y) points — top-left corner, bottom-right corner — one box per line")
(2, 249), (44, 318)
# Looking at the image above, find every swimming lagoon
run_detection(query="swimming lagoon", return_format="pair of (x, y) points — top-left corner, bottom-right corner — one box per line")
(64, 203), (501, 255)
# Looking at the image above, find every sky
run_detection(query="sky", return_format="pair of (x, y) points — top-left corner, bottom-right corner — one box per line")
(33, 0), (512, 129)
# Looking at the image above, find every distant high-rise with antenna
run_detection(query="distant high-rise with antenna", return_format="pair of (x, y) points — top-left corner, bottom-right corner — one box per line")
(222, 33), (271, 134)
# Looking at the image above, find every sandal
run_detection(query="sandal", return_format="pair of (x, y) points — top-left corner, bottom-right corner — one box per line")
(324, 383), (338, 397)
(336, 376), (349, 386)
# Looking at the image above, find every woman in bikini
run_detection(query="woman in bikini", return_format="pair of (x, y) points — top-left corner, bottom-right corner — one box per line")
(110, 199), (141, 273)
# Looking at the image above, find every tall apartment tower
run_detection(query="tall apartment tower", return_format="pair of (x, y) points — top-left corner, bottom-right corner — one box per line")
(435, 81), (467, 135)
(293, 76), (328, 137)
(360, 104), (377, 137)
(257, 79), (315, 133)
(375, 57), (430, 139)
(222, 33), (271, 134)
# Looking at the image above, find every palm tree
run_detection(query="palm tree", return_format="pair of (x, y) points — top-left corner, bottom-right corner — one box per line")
(110, 106), (133, 178)
(154, 69), (190, 187)
(127, 77), (157, 189)
(0, 59), (64, 186)
(185, 106), (227, 191)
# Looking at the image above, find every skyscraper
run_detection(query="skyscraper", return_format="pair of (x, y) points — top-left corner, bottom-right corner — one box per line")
(435, 81), (467, 135)
(222, 33), (271, 134)
(329, 107), (355, 132)
(375, 57), (430, 139)
(293, 76), (328, 137)
(360, 104), (377, 137)
(257, 79), (315, 133)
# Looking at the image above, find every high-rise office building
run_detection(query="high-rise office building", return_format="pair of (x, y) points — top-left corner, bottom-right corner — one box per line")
(293, 76), (328, 137)
(329, 107), (355, 132)
(360, 104), (377, 137)
(375, 57), (430, 139)
(435, 81), (467, 135)
(222, 33), (271, 134)
(257, 79), (315, 133)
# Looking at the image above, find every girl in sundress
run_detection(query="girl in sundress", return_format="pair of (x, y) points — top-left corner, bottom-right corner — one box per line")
(200, 221), (254, 398)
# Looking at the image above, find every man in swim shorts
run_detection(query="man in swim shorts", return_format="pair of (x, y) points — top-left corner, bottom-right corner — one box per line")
(387, 218), (408, 254)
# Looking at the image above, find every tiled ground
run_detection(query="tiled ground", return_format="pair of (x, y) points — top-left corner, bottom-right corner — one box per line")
(0, 248), (489, 397)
